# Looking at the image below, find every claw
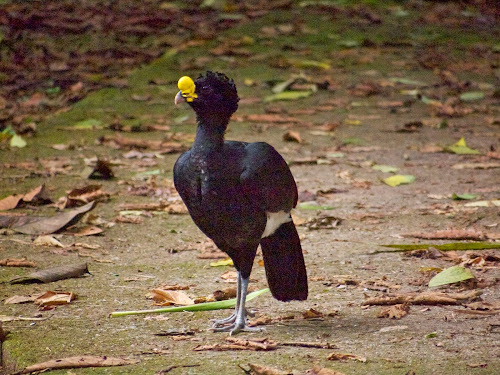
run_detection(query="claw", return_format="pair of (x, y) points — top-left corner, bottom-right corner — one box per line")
(212, 322), (263, 335)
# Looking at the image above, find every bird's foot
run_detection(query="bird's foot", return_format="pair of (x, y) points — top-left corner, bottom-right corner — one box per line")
(210, 309), (255, 328)
(210, 313), (236, 328)
(212, 321), (263, 335)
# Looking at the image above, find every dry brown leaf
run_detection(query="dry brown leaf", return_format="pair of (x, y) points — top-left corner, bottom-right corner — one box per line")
(247, 363), (290, 375)
(10, 263), (89, 284)
(303, 308), (324, 319)
(0, 258), (36, 267)
(401, 229), (488, 240)
(451, 162), (500, 170)
(66, 226), (104, 237)
(0, 201), (96, 235)
(197, 239), (227, 259)
(282, 130), (303, 143)
(0, 194), (24, 211)
(34, 291), (75, 306)
(4, 295), (37, 304)
(0, 185), (51, 211)
(307, 366), (347, 375)
(378, 303), (410, 319)
(64, 185), (110, 208)
(245, 114), (301, 123)
(19, 355), (139, 374)
(220, 270), (238, 283)
(150, 289), (194, 306)
(193, 338), (277, 352)
(33, 235), (65, 247)
(327, 352), (367, 362)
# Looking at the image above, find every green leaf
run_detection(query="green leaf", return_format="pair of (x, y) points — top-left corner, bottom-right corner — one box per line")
(428, 265), (475, 287)
(297, 201), (334, 210)
(383, 175), (415, 187)
(110, 288), (270, 317)
(451, 193), (478, 200)
(425, 332), (438, 339)
(372, 165), (399, 173)
(264, 91), (312, 102)
(209, 258), (233, 267)
(338, 40), (359, 48)
(291, 59), (331, 70)
(459, 91), (485, 102)
(73, 118), (103, 129)
(10, 134), (27, 148)
(378, 242), (500, 253)
(445, 137), (480, 155)
(390, 77), (427, 86)
(342, 137), (364, 145)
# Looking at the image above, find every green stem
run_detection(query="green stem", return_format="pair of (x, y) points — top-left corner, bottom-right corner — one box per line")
(110, 288), (269, 318)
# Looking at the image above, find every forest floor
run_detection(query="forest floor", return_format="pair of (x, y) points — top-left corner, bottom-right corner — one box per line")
(0, 1), (499, 374)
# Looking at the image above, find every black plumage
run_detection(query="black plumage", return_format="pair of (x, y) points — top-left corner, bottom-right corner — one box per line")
(173, 71), (307, 334)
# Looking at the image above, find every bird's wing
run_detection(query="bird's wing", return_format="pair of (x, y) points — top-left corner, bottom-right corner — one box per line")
(239, 142), (298, 213)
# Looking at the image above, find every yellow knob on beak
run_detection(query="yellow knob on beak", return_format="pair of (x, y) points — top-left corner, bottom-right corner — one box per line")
(175, 76), (197, 104)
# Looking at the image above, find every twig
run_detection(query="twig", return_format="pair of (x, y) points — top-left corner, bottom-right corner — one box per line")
(279, 341), (337, 349)
(156, 364), (200, 374)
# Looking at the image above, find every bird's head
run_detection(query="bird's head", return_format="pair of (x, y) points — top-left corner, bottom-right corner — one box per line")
(174, 71), (239, 124)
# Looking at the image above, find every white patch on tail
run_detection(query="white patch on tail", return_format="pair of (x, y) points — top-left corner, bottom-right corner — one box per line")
(261, 210), (292, 238)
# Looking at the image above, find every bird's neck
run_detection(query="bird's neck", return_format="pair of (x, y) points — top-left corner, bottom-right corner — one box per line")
(192, 117), (229, 153)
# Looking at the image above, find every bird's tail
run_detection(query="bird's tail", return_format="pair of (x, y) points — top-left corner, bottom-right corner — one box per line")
(260, 221), (308, 301)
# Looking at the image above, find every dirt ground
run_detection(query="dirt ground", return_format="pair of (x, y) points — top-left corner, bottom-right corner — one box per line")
(1, 1), (500, 374)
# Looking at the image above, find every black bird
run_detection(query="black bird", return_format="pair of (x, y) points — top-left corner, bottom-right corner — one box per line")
(173, 71), (307, 334)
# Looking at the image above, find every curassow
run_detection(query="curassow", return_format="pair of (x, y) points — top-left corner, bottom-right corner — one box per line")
(173, 71), (307, 334)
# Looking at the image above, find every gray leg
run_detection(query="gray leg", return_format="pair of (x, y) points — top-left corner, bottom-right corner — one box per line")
(213, 275), (262, 335)
(211, 271), (241, 328)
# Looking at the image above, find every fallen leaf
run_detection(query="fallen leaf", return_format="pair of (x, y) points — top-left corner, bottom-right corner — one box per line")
(73, 118), (104, 129)
(303, 308), (324, 319)
(220, 270), (238, 282)
(34, 291), (75, 306)
(10, 134), (27, 148)
(0, 185), (51, 211)
(150, 289), (195, 306)
(378, 303), (410, 319)
(18, 355), (139, 374)
(193, 338), (277, 352)
(451, 193), (478, 200)
(0, 258), (36, 267)
(282, 130), (303, 143)
(88, 159), (114, 180)
(0, 194), (24, 211)
(246, 363), (290, 375)
(327, 352), (367, 362)
(401, 229), (487, 240)
(0, 201), (96, 235)
(372, 164), (399, 173)
(445, 137), (480, 155)
(383, 174), (415, 187)
(10, 263), (89, 284)
(307, 366), (346, 375)
(210, 258), (234, 267)
(460, 91), (485, 101)
(452, 162), (500, 170)
(428, 265), (475, 287)
(66, 226), (104, 237)
(4, 295), (37, 304)
(245, 114), (301, 124)
(264, 91), (312, 102)
(33, 235), (65, 247)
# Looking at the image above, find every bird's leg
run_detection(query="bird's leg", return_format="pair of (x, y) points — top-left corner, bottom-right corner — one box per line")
(213, 275), (262, 335)
(211, 271), (242, 328)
